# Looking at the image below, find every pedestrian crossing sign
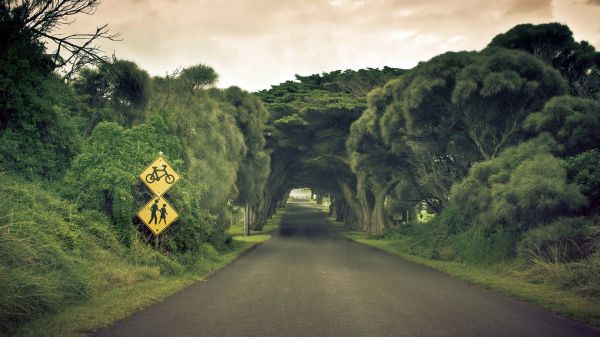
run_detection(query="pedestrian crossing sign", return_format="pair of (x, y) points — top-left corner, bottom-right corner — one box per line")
(137, 196), (179, 235)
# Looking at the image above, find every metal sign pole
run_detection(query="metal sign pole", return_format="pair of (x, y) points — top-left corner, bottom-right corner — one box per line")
(244, 203), (250, 237)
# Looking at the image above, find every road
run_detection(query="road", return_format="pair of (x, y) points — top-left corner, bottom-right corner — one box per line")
(93, 201), (600, 337)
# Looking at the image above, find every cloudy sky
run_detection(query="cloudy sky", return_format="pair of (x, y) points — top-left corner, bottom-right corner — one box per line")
(60, 0), (600, 92)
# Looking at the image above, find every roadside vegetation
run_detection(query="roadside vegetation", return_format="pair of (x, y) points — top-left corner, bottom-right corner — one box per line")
(2, 0), (600, 332)
(260, 23), (600, 325)
(0, 1), (275, 334)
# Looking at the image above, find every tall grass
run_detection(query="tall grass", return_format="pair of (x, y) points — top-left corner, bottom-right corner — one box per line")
(0, 175), (202, 332)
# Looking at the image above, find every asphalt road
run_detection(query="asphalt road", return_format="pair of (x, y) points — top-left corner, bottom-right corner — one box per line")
(93, 201), (600, 337)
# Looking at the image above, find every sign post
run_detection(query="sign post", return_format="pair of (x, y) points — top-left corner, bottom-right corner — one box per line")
(137, 155), (181, 247)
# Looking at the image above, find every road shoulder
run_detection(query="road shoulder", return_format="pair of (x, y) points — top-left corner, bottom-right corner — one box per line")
(314, 203), (600, 328)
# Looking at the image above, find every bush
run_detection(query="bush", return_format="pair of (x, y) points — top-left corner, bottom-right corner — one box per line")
(450, 136), (586, 232)
(566, 149), (600, 207)
(518, 217), (599, 262)
(64, 117), (182, 244)
(452, 227), (516, 265)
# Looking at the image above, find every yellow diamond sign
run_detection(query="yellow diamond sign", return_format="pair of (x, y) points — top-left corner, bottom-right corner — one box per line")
(137, 196), (179, 235)
(139, 156), (180, 196)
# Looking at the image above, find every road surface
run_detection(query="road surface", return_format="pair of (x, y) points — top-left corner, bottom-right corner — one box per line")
(93, 201), (600, 337)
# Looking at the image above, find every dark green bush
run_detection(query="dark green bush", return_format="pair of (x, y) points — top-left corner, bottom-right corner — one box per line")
(566, 149), (600, 207)
(518, 217), (599, 262)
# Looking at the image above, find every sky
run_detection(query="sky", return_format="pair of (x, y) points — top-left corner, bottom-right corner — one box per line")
(59, 0), (600, 92)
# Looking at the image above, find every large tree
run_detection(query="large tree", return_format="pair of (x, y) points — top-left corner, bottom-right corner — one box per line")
(488, 23), (600, 98)
(256, 68), (404, 230)
(346, 48), (567, 227)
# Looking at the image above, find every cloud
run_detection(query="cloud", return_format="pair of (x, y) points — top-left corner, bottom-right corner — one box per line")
(506, 0), (553, 15)
(587, 0), (600, 5)
(56, 0), (599, 91)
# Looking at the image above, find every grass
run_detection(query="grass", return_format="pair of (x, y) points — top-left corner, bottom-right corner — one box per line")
(228, 208), (285, 237)
(11, 238), (268, 337)
(342, 230), (600, 326)
(1, 175), (286, 337)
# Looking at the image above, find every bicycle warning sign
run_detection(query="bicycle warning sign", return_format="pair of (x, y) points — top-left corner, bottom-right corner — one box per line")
(139, 156), (180, 196)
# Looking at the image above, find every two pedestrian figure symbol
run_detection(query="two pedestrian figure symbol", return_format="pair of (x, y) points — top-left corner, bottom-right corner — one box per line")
(149, 199), (168, 224)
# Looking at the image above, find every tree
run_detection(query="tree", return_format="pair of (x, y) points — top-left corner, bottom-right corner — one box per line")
(178, 64), (218, 93)
(215, 87), (270, 230)
(488, 23), (600, 98)
(0, 10), (85, 179)
(1, 0), (119, 77)
(452, 47), (568, 159)
(378, 51), (480, 210)
(256, 68), (405, 230)
(73, 59), (152, 131)
(525, 96), (600, 156)
(347, 89), (408, 234)
(374, 49), (566, 210)
(151, 76), (246, 230)
(566, 149), (600, 208)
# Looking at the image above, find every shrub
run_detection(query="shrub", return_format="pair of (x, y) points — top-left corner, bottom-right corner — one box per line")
(450, 135), (586, 232)
(64, 117), (182, 244)
(452, 227), (516, 265)
(566, 149), (600, 207)
(518, 217), (599, 262)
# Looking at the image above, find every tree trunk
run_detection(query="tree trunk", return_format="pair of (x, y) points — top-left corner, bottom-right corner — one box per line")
(355, 171), (373, 232)
(254, 161), (288, 230)
(368, 182), (394, 235)
(338, 180), (362, 230)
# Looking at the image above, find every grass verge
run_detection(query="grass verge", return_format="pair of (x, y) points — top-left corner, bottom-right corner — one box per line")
(342, 230), (600, 327)
(11, 209), (286, 337)
(228, 208), (285, 237)
(11, 236), (270, 337)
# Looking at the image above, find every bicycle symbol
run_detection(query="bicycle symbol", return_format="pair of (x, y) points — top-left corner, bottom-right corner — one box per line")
(145, 165), (175, 184)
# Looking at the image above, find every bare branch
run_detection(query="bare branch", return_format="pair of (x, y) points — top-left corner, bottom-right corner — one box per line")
(5, 0), (120, 78)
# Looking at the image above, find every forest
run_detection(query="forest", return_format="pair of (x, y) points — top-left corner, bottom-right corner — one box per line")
(1, 0), (600, 333)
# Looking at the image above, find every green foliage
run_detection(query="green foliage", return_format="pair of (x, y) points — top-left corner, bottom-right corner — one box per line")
(255, 68), (400, 229)
(64, 117), (182, 244)
(258, 67), (405, 102)
(452, 227), (516, 265)
(216, 86), (270, 207)
(525, 96), (600, 156)
(490, 154), (585, 229)
(0, 15), (85, 179)
(73, 59), (152, 130)
(372, 49), (566, 213)
(178, 64), (218, 92)
(451, 136), (586, 232)
(566, 149), (600, 205)
(518, 217), (599, 262)
(0, 173), (236, 331)
(158, 88), (245, 215)
(488, 22), (600, 98)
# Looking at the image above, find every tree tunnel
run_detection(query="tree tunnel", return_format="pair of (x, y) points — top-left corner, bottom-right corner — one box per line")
(252, 37), (587, 235)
